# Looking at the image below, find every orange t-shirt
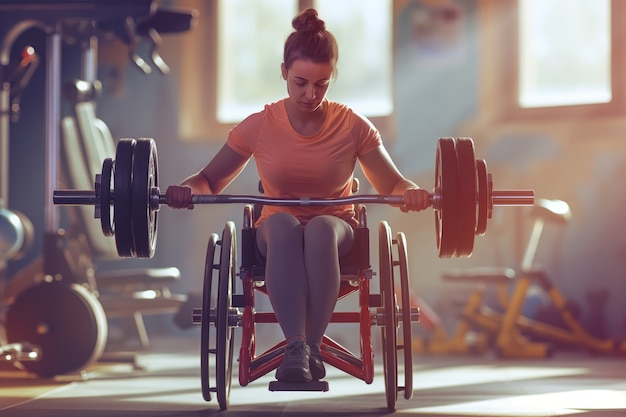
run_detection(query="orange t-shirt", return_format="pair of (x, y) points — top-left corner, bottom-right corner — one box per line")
(226, 98), (382, 228)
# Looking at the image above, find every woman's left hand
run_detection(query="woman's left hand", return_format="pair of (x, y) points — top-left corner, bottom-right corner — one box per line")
(401, 188), (430, 212)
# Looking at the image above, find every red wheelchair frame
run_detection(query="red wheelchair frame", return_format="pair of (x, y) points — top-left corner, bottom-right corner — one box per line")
(192, 205), (419, 411)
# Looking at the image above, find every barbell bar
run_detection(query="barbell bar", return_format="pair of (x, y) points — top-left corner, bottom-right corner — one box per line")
(53, 137), (534, 259)
(53, 187), (530, 208)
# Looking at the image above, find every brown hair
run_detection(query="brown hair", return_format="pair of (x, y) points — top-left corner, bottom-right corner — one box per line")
(283, 8), (338, 77)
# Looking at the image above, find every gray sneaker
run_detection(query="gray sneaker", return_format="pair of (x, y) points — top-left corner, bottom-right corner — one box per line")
(276, 340), (312, 382)
(309, 343), (326, 380)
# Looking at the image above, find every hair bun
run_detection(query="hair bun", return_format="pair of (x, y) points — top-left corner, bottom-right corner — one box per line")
(292, 8), (325, 33)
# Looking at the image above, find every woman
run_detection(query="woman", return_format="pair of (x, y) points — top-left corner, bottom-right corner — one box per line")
(166, 8), (430, 383)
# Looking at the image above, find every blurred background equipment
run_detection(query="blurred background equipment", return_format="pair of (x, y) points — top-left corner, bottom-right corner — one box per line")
(0, 0), (197, 378)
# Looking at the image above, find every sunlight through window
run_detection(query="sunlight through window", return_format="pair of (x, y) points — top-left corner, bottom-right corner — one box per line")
(518, 0), (611, 108)
(316, 0), (393, 116)
(217, 0), (296, 123)
(217, 0), (393, 123)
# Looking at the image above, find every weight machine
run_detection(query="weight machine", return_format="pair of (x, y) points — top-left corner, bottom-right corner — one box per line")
(0, 0), (196, 377)
(1, 43), (40, 368)
(0, 20), (40, 256)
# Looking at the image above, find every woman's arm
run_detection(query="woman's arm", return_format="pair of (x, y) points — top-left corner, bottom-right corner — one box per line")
(166, 144), (249, 209)
(358, 146), (430, 212)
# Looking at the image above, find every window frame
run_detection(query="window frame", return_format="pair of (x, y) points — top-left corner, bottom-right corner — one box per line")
(169, 0), (396, 142)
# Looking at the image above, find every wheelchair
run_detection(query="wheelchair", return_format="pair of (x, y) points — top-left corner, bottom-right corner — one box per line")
(192, 202), (420, 411)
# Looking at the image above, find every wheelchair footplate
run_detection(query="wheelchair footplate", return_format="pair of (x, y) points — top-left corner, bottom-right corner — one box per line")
(269, 380), (329, 392)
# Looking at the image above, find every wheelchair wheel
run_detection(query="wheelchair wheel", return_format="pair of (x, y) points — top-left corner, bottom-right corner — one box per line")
(395, 232), (414, 400)
(200, 233), (219, 402)
(216, 222), (236, 410)
(379, 221), (398, 411)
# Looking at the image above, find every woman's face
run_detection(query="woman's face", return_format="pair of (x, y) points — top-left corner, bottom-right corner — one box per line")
(282, 59), (334, 113)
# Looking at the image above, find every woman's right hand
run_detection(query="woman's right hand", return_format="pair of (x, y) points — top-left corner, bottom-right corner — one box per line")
(166, 185), (194, 209)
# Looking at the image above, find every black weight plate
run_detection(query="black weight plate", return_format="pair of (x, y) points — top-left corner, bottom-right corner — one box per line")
(131, 138), (159, 258)
(434, 138), (459, 258)
(5, 281), (108, 377)
(475, 159), (489, 236)
(114, 138), (136, 257)
(100, 158), (114, 237)
(454, 138), (477, 257)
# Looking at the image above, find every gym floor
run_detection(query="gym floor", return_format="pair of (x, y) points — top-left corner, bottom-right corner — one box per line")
(1, 336), (625, 417)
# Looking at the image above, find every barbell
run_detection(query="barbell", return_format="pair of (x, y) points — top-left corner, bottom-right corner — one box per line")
(53, 137), (534, 259)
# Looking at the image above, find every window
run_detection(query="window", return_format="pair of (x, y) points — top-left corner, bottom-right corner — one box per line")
(217, 0), (393, 123)
(216, 0), (296, 123)
(518, 0), (611, 108)
(315, 0), (393, 117)
(173, 0), (394, 141)
(469, 0), (626, 123)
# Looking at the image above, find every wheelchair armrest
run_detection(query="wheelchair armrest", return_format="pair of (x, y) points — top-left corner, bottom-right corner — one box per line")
(96, 266), (181, 289)
(442, 267), (515, 284)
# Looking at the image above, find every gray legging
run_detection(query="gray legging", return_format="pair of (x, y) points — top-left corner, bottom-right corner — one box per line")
(256, 212), (355, 346)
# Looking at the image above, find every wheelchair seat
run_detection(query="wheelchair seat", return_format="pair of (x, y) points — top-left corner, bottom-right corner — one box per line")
(241, 179), (370, 281)
(240, 204), (372, 282)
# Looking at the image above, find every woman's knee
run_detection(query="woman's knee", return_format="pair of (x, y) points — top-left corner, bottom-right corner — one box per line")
(264, 212), (302, 234)
(257, 212), (303, 254)
(305, 216), (337, 242)
(305, 216), (354, 256)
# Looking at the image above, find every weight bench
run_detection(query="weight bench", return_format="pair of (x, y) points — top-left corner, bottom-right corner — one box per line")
(60, 79), (186, 352)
